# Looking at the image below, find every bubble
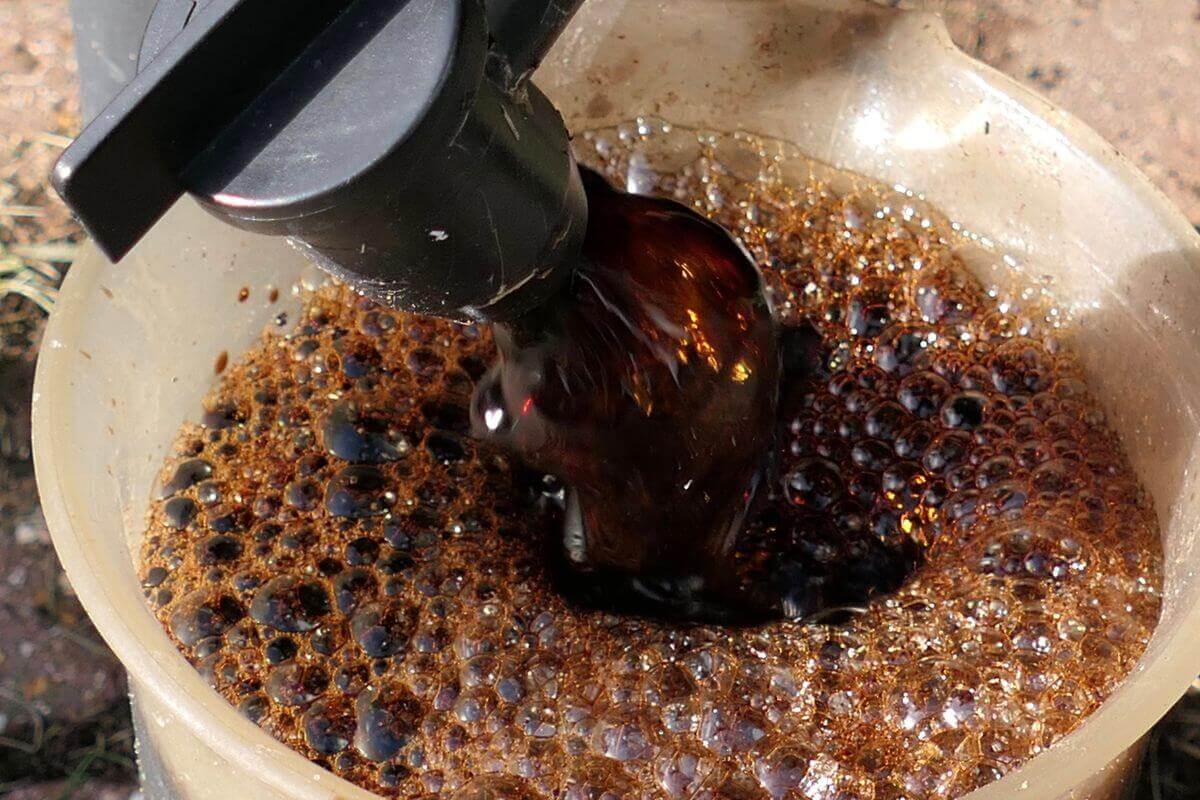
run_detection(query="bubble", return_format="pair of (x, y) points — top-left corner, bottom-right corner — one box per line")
(942, 392), (988, 430)
(989, 340), (1052, 395)
(862, 400), (907, 441)
(914, 267), (974, 325)
(1031, 459), (1074, 494)
(168, 589), (244, 646)
(251, 493), (278, 518)
(195, 534), (243, 565)
(783, 458), (843, 511)
(162, 496), (198, 529)
(142, 566), (168, 588)
(492, 673), (524, 705)
(754, 744), (819, 799)
(333, 567), (379, 614)
(250, 575), (331, 632)
(874, 327), (927, 374)
(237, 693), (270, 723)
(698, 704), (767, 755)
(850, 439), (892, 472)
(325, 465), (394, 518)
(284, 478), (322, 511)
(351, 602), (418, 658)
(655, 749), (709, 798)
(160, 458), (214, 497)
(311, 624), (345, 656)
(406, 348), (443, 378)
(460, 654), (499, 689)
(453, 690), (493, 725)
(359, 310), (396, 337)
(302, 698), (355, 754)
(1058, 618), (1088, 641)
(898, 372), (950, 419)
(894, 423), (933, 460)
(846, 282), (893, 339)
(201, 402), (241, 429)
(593, 718), (652, 762)
(881, 463), (925, 510)
(320, 401), (410, 463)
(516, 701), (558, 738)
(344, 537), (381, 565)
(923, 431), (971, 473)
(975, 456), (1015, 489)
(355, 682), (422, 762)
(204, 504), (244, 534)
(266, 663), (328, 706)
(265, 636), (298, 664)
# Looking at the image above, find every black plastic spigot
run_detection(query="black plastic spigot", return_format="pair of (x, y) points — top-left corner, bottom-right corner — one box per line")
(52, 0), (587, 321)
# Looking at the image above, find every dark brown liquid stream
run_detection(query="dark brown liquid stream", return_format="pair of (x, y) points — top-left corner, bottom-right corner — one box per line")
(472, 169), (784, 621)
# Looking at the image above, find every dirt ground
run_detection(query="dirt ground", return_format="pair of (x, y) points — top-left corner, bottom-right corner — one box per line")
(0, 0), (1195, 798)
(0, 0), (135, 798)
(930, 0), (1200, 224)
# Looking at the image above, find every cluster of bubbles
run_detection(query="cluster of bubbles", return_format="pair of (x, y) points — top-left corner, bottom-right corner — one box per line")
(139, 119), (1161, 799)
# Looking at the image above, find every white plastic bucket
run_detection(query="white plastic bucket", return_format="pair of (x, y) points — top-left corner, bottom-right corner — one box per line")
(34, 2), (1200, 798)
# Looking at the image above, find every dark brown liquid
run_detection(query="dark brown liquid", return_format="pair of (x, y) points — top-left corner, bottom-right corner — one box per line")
(472, 168), (782, 620)
(138, 128), (1162, 799)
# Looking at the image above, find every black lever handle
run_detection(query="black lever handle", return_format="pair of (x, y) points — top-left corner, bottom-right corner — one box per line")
(53, 0), (357, 263)
(53, 0), (588, 322)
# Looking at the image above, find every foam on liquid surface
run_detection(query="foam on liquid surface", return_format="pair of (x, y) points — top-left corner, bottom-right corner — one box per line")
(139, 121), (1162, 799)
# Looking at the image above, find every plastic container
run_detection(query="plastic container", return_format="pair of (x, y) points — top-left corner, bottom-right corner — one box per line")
(33, 1), (1200, 798)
